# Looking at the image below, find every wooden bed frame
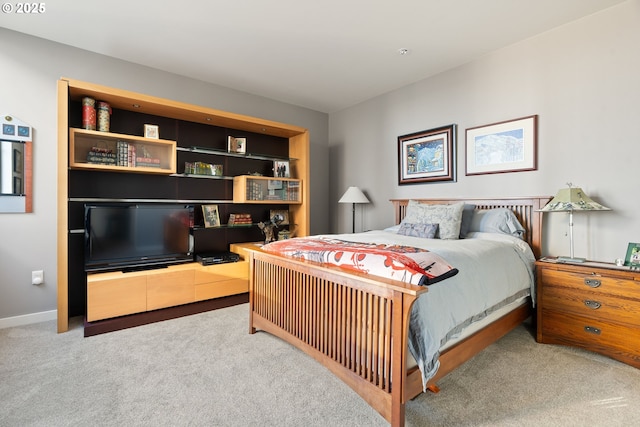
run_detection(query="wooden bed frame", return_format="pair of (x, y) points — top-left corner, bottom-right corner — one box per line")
(246, 197), (550, 426)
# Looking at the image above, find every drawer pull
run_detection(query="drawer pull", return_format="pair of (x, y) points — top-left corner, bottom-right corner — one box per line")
(584, 326), (601, 335)
(583, 300), (602, 309)
(583, 278), (601, 288)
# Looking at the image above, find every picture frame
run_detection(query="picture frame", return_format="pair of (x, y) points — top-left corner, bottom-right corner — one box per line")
(267, 179), (283, 190)
(3, 123), (15, 136)
(398, 124), (456, 185)
(202, 204), (221, 228)
(270, 209), (289, 225)
(227, 136), (247, 154)
(465, 115), (537, 176)
(144, 124), (159, 139)
(624, 242), (640, 268)
(274, 160), (290, 177)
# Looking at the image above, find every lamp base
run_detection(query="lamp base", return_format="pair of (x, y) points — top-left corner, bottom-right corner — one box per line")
(557, 255), (586, 263)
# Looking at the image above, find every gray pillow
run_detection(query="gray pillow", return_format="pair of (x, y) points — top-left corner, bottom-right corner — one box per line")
(468, 208), (526, 238)
(402, 201), (464, 239)
(397, 223), (439, 239)
(459, 204), (476, 238)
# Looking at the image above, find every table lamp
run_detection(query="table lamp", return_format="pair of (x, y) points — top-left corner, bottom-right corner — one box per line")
(338, 186), (370, 233)
(539, 183), (610, 263)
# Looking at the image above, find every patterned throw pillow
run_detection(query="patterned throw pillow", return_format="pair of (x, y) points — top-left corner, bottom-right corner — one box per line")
(397, 222), (439, 239)
(402, 201), (465, 239)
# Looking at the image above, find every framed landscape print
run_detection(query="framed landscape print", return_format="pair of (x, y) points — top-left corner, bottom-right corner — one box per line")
(465, 115), (537, 176)
(398, 124), (456, 185)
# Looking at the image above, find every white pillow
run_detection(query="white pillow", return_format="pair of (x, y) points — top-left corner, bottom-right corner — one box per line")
(401, 201), (464, 239)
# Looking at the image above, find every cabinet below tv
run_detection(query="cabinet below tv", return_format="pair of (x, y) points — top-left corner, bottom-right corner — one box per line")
(85, 257), (249, 336)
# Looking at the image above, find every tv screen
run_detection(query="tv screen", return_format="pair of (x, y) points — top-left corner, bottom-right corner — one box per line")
(84, 204), (193, 272)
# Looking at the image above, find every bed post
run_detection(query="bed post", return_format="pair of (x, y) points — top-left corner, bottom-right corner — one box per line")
(390, 292), (418, 427)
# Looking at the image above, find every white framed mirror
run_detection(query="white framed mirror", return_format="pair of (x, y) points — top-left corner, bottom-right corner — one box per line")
(1, 115), (32, 213)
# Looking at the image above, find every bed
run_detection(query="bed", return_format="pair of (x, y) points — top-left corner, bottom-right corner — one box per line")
(245, 197), (549, 427)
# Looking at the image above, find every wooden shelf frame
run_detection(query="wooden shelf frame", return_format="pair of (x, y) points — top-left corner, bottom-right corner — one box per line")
(233, 175), (303, 204)
(69, 128), (177, 173)
(57, 78), (310, 332)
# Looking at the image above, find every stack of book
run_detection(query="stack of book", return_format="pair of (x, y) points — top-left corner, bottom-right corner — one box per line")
(247, 181), (264, 200)
(228, 213), (252, 226)
(112, 141), (161, 168)
(116, 140), (135, 166)
(87, 146), (117, 165)
(136, 157), (161, 168)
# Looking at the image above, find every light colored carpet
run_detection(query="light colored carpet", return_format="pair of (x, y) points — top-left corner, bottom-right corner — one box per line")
(1, 304), (639, 426)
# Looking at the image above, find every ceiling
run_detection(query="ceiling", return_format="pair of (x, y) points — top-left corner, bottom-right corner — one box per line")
(1, 0), (626, 113)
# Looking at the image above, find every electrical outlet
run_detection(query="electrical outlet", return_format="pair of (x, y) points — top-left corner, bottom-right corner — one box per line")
(32, 270), (44, 285)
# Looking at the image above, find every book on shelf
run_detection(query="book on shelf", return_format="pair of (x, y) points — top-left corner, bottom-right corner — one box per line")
(87, 147), (117, 165)
(136, 157), (161, 168)
(228, 213), (252, 226)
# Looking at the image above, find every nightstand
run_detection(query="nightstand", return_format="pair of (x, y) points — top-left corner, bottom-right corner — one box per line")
(536, 258), (640, 368)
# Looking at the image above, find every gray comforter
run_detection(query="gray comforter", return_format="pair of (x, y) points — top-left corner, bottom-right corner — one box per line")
(317, 229), (536, 389)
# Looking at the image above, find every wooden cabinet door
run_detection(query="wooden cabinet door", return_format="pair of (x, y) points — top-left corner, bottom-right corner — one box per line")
(87, 273), (147, 321)
(147, 268), (195, 310)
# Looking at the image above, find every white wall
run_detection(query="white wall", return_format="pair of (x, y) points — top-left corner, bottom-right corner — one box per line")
(0, 28), (329, 323)
(329, 1), (640, 263)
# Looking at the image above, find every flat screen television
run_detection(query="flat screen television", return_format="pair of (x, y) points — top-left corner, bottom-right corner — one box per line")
(84, 204), (193, 272)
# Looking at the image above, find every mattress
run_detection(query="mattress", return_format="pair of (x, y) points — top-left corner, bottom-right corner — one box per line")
(311, 229), (537, 388)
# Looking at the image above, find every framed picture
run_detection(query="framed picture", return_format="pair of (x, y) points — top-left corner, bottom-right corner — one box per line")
(398, 124), (456, 185)
(267, 179), (282, 190)
(3, 123), (15, 136)
(227, 136), (246, 153)
(624, 242), (640, 268)
(465, 115), (537, 176)
(270, 209), (289, 225)
(274, 160), (290, 177)
(18, 126), (30, 137)
(144, 124), (159, 139)
(202, 204), (221, 228)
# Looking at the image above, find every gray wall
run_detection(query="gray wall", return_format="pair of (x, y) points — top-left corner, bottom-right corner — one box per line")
(0, 28), (329, 323)
(329, 1), (640, 263)
(2, 1), (639, 324)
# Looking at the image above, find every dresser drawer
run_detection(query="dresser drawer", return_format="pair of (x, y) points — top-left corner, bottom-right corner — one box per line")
(540, 310), (640, 368)
(539, 267), (640, 299)
(540, 286), (639, 325)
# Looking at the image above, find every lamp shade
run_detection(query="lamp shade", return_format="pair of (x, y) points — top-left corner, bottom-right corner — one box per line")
(540, 186), (610, 212)
(338, 186), (370, 204)
(539, 183), (610, 263)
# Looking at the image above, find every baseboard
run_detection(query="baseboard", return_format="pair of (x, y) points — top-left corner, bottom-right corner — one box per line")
(0, 310), (57, 329)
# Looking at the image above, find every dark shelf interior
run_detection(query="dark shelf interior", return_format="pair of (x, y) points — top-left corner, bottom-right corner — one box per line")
(66, 100), (291, 317)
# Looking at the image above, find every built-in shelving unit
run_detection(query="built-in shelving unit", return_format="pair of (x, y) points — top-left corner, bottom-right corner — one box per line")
(69, 128), (176, 174)
(57, 78), (310, 333)
(233, 175), (302, 204)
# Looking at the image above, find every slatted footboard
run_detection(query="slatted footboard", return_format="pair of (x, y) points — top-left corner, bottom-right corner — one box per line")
(248, 248), (427, 427)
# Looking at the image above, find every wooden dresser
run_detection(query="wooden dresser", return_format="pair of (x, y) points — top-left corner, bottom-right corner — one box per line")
(536, 259), (640, 368)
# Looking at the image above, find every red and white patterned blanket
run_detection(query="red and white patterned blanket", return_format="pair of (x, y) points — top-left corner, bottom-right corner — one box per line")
(261, 237), (458, 286)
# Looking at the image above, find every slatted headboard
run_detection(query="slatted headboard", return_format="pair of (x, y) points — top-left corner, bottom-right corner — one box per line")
(390, 197), (550, 260)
